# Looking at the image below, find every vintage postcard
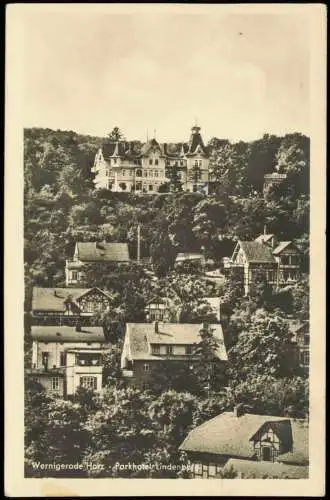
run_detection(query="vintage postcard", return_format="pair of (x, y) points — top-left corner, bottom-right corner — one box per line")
(5, 3), (326, 497)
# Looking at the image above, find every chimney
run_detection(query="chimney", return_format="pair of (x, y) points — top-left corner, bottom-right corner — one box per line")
(233, 403), (244, 418)
(154, 321), (159, 333)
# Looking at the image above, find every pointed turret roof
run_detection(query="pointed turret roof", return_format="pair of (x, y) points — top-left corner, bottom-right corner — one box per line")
(187, 125), (208, 156)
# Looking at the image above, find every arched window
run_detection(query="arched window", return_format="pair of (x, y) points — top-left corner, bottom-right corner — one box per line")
(136, 169), (142, 177)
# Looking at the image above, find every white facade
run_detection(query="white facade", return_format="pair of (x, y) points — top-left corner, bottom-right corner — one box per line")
(92, 126), (210, 194)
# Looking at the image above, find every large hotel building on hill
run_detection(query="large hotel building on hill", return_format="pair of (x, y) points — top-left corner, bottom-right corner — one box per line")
(91, 125), (210, 194)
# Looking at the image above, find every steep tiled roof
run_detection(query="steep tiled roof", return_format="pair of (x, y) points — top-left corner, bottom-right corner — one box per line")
(140, 138), (166, 156)
(273, 241), (298, 255)
(179, 412), (308, 464)
(277, 420), (309, 465)
(125, 323), (227, 361)
(224, 458), (308, 479)
(76, 242), (130, 262)
(31, 325), (106, 342)
(101, 141), (139, 160)
(239, 241), (276, 263)
(32, 287), (112, 312)
(32, 287), (88, 312)
(187, 127), (208, 156)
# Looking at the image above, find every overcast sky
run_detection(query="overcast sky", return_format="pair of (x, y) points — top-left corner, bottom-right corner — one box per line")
(20, 6), (311, 143)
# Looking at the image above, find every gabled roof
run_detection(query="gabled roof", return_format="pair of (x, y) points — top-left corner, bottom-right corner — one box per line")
(223, 458), (308, 479)
(254, 234), (274, 244)
(101, 141), (140, 160)
(125, 323), (227, 361)
(175, 252), (205, 262)
(140, 138), (166, 156)
(273, 241), (299, 255)
(32, 287), (112, 312)
(31, 326), (106, 343)
(237, 241), (276, 264)
(76, 242), (130, 262)
(179, 412), (308, 464)
(32, 287), (88, 312)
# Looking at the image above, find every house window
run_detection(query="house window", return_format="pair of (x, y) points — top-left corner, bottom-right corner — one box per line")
(149, 159), (153, 165)
(166, 345), (173, 355)
(180, 160), (183, 166)
(149, 185), (153, 191)
(194, 463), (202, 477)
(154, 171), (159, 177)
(300, 351), (309, 366)
(304, 335), (310, 345)
(51, 377), (60, 391)
(208, 464), (216, 478)
(114, 158), (117, 164)
(135, 181), (142, 190)
(122, 169), (126, 176)
(151, 345), (160, 355)
(80, 376), (98, 390)
(60, 352), (66, 366)
(71, 271), (78, 281)
(143, 363), (150, 372)
(144, 171), (148, 177)
(155, 159), (159, 166)
(202, 464), (208, 478)
(108, 181), (113, 190)
(186, 345), (193, 355)
(136, 169), (142, 177)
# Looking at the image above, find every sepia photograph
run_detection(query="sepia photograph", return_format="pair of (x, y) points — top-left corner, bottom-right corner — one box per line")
(5, 3), (326, 497)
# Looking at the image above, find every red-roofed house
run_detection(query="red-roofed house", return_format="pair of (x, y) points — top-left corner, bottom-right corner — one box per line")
(179, 407), (309, 479)
(120, 322), (228, 389)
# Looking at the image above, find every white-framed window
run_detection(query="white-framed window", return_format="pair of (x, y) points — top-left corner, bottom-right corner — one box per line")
(208, 463), (216, 478)
(166, 345), (173, 355)
(149, 159), (153, 165)
(154, 170), (159, 177)
(51, 377), (60, 391)
(71, 271), (78, 281)
(149, 185), (153, 191)
(300, 350), (309, 366)
(155, 159), (159, 166)
(80, 376), (98, 390)
(151, 345), (160, 355)
(194, 463), (202, 477)
(122, 169), (126, 177)
(143, 363), (150, 372)
(136, 169), (142, 177)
